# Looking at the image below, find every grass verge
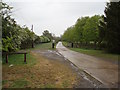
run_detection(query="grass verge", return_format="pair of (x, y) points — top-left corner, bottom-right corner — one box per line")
(28, 42), (56, 51)
(2, 53), (36, 66)
(62, 41), (119, 61)
(2, 42), (55, 65)
(2, 42), (78, 88)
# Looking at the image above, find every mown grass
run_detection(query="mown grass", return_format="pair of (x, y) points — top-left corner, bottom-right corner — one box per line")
(28, 42), (56, 51)
(62, 41), (119, 61)
(70, 48), (119, 61)
(2, 53), (77, 88)
(2, 53), (36, 66)
(11, 79), (29, 88)
(2, 42), (55, 65)
(2, 42), (77, 88)
(34, 42), (52, 50)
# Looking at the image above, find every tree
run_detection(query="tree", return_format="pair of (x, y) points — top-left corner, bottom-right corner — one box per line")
(62, 15), (101, 48)
(103, 2), (120, 53)
(42, 30), (53, 41)
(74, 17), (89, 43)
(1, 2), (18, 51)
(62, 26), (75, 43)
(83, 15), (101, 48)
(98, 15), (106, 49)
(1, 2), (50, 52)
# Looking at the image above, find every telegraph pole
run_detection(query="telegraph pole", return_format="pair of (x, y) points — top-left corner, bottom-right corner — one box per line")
(31, 25), (34, 48)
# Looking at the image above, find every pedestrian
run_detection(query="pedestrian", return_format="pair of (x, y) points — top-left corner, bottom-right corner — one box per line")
(52, 40), (55, 48)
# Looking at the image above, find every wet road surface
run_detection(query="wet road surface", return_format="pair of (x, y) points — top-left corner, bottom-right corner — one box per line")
(56, 42), (118, 88)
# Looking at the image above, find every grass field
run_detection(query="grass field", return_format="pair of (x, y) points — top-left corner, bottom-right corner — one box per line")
(2, 42), (78, 88)
(2, 42), (54, 65)
(62, 42), (119, 61)
(2, 53), (36, 65)
(25, 42), (56, 51)
(33, 42), (54, 50)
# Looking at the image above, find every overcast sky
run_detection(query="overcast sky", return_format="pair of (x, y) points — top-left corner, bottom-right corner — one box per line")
(3, 0), (108, 36)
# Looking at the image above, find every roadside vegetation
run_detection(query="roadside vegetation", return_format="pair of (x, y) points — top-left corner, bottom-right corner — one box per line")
(27, 42), (54, 51)
(2, 2), (73, 88)
(1, 2), (60, 53)
(1, 1), (120, 88)
(62, 2), (120, 54)
(62, 42), (119, 61)
(2, 42), (78, 88)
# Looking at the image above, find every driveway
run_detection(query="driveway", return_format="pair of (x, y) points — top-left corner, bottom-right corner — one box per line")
(56, 42), (118, 88)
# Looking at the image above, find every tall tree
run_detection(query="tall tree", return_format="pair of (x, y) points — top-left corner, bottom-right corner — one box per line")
(62, 15), (102, 49)
(74, 17), (89, 43)
(104, 2), (120, 53)
(98, 15), (106, 48)
(83, 15), (101, 46)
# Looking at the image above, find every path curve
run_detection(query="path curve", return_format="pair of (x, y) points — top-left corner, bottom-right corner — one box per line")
(56, 42), (118, 88)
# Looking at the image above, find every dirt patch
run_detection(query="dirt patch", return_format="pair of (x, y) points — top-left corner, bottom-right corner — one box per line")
(2, 49), (102, 88)
(28, 51), (77, 88)
(2, 51), (79, 88)
(31, 50), (101, 88)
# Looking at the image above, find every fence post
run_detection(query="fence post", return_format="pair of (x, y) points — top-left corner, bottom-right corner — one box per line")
(6, 54), (8, 63)
(24, 53), (26, 63)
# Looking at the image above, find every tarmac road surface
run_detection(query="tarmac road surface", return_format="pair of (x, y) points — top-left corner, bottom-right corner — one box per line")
(56, 42), (118, 88)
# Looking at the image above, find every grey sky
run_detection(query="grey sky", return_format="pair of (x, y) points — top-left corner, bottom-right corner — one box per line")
(4, 0), (107, 36)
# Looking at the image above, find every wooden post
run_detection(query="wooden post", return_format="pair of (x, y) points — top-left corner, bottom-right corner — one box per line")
(52, 40), (55, 49)
(6, 54), (8, 63)
(71, 43), (73, 48)
(24, 53), (26, 63)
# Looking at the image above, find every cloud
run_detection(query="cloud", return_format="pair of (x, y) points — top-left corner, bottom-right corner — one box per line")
(4, 1), (106, 36)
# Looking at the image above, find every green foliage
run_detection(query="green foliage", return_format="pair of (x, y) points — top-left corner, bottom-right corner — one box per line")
(2, 36), (16, 51)
(83, 15), (101, 43)
(74, 17), (89, 42)
(1, 2), (50, 52)
(62, 26), (76, 42)
(42, 30), (53, 41)
(40, 36), (45, 42)
(98, 2), (120, 53)
(102, 2), (120, 53)
(62, 15), (102, 49)
(62, 2), (120, 54)
(40, 36), (50, 43)
(98, 16), (106, 42)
